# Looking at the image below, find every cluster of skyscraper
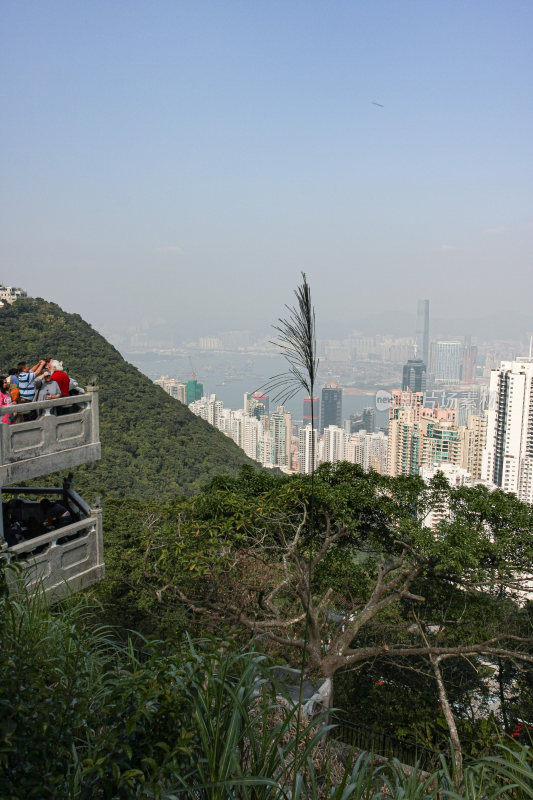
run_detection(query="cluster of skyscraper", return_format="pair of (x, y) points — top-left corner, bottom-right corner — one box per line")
(388, 355), (533, 507)
(154, 377), (387, 475)
(157, 298), (533, 508)
(389, 301), (488, 487)
(187, 391), (292, 470)
(392, 300), (533, 507)
(403, 302), (478, 391)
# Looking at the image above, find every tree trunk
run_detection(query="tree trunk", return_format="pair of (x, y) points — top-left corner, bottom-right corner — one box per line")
(301, 676), (333, 720)
(498, 658), (509, 734)
(430, 654), (463, 786)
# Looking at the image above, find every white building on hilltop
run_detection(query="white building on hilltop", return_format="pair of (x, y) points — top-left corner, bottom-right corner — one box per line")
(0, 285), (27, 305)
(482, 358), (533, 504)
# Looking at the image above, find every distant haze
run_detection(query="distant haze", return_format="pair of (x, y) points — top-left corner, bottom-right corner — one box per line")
(1, 2), (532, 340)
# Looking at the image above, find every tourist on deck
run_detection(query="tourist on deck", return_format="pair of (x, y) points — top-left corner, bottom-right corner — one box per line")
(33, 370), (62, 403)
(7, 368), (19, 387)
(45, 358), (70, 396)
(44, 359), (83, 414)
(0, 376), (13, 424)
(39, 498), (72, 530)
(17, 360), (45, 402)
(45, 359), (83, 396)
(5, 373), (21, 422)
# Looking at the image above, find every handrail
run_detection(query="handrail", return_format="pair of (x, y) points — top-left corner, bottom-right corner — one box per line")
(8, 516), (98, 556)
(0, 387), (100, 487)
(4, 390), (94, 415)
(3, 505), (105, 600)
(4, 482), (93, 516)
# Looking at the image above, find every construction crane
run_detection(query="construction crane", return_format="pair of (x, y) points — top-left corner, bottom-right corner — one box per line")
(188, 356), (197, 381)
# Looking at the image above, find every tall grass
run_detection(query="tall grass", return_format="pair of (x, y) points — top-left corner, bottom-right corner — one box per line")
(2, 571), (532, 798)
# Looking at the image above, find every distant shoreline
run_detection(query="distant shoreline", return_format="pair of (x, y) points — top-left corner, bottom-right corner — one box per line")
(343, 388), (378, 396)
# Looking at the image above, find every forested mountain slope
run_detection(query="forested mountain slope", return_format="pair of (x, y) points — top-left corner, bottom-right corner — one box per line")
(0, 298), (255, 499)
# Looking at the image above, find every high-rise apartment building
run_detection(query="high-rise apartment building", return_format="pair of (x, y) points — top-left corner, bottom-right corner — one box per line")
(419, 462), (474, 529)
(258, 429), (273, 466)
(459, 412), (488, 480)
(188, 394), (223, 428)
(270, 406), (292, 468)
(387, 391), (424, 477)
(482, 359), (533, 503)
(199, 337), (222, 351)
(415, 299), (430, 367)
(303, 396), (319, 427)
(419, 415), (461, 469)
(321, 425), (346, 464)
(387, 390), (461, 477)
(298, 424), (317, 474)
(402, 359), (427, 394)
(320, 381), (342, 432)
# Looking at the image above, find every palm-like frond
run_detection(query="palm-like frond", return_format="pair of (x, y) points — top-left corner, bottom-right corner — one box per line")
(262, 272), (318, 404)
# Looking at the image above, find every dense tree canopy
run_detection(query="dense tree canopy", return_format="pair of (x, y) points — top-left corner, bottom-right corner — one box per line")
(109, 463), (533, 759)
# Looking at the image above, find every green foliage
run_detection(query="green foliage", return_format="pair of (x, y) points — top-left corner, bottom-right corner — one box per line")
(334, 657), (505, 758)
(118, 462), (533, 747)
(0, 298), (255, 500)
(2, 575), (533, 799)
(0, 576), (338, 799)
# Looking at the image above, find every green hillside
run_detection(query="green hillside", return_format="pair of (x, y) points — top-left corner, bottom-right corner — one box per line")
(0, 298), (255, 499)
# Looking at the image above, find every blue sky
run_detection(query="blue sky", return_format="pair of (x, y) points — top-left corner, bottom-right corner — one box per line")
(1, 1), (532, 340)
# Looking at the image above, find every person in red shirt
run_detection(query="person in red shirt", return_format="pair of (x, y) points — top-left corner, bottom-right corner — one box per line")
(44, 358), (83, 415)
(45, 358), (70, 397)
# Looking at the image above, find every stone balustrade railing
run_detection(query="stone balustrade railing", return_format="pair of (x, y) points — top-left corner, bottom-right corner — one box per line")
(4, 509), (104, 600)
(0, 387), (100, 486)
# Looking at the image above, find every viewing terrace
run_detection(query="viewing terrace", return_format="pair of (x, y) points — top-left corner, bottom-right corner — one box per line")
(0, 387), (104, 599)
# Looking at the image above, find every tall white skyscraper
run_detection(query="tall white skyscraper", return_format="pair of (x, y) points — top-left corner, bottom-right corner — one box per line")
(242, 415), (261, 461)
(482, 358), (533, 503)
(430, 341), (463, 384)
(321, 425), (346, 464)
(270, 406), (292, 468)
(298, 424), (317, 474)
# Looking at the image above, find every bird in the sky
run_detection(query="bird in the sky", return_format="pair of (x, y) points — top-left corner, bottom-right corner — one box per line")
(372, 101), (385, 107)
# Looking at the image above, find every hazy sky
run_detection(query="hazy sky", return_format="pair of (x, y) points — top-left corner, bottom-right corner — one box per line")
(2, 1), (532, 340)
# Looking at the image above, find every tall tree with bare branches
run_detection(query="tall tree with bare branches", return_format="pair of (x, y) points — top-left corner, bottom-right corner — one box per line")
(139, 463), (533, 725)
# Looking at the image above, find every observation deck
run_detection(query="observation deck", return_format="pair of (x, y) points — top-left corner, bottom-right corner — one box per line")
(1, 387), (104, 600)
